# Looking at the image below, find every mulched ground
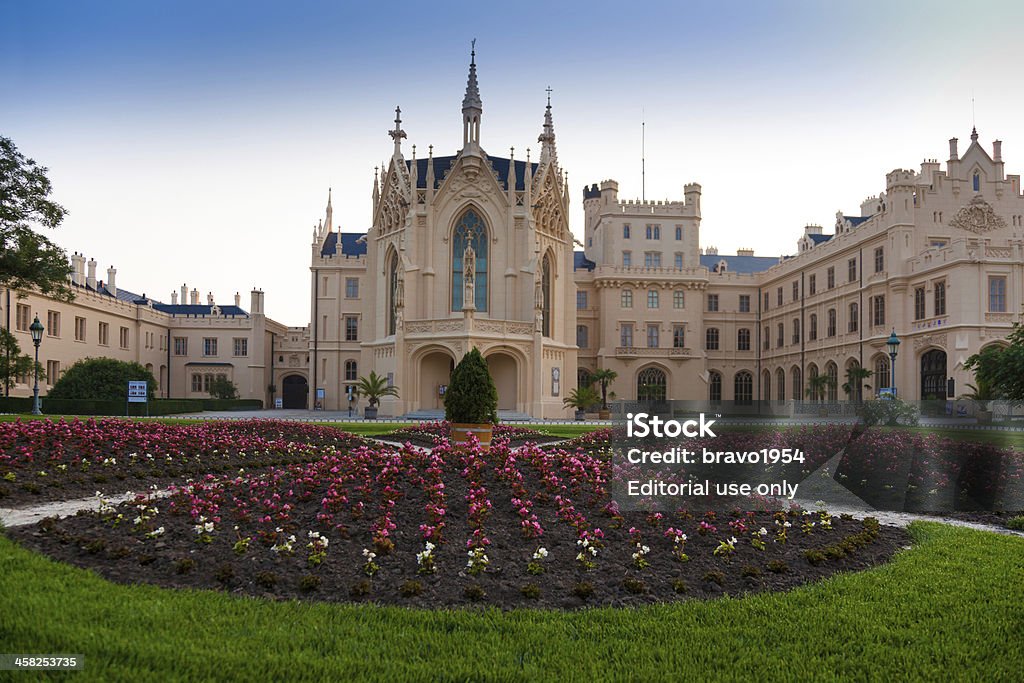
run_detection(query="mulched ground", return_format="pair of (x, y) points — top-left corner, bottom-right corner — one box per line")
(8, 462), (910, 610)
(380, 424), (565, 450)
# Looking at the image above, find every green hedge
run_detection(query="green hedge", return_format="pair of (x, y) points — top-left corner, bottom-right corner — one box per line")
(0, 397), (261, 416)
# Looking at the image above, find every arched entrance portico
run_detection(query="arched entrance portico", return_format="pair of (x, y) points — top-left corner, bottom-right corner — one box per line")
(485, 351), (518, 411)
(282, 374), (308, 409)
(418, 350), (455, 410)
(921, 349), (947, 399)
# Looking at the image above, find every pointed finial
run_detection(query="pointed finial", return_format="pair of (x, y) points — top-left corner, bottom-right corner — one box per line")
(545, 86), (552, 107)
(389, 106), (407, 155)
(428, 144), (433, 158)
(971, 126), (979, 141)
(471, 38), (476, 62)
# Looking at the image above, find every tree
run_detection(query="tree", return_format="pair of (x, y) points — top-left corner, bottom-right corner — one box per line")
(208, 376), (239, 400)
(353, 370), (399, 408)
(0, 136), (73, 301)
(590, 368), (618, 411)
(806, 373), (835, 402)
(563, 386), (600, 412)
(47, 358), (156, 401)
(444, 348), (498, 424)
(0, 328), (45, 393)
(841, 365), (873, 403)
(965, 335), (1024, 402)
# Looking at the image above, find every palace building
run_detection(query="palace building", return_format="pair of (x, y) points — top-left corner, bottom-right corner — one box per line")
(6, 50), (1023, 417)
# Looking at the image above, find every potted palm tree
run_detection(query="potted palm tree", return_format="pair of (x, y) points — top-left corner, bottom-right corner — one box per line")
(444, 348), (498, 449)
(590, 368), (618, 420)
(354, 370), (399, 419)
(806, 374), (835, 417)
(841, 365), (873, 405)
(563, 385), (600, 421)
(960, 379), (997, 424)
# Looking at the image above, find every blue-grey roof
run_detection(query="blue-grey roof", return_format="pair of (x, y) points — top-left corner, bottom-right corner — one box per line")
(406, 155), (538, 191)
(153, 304), (249, 317)
(808, 233), (833, 245)
(321, 232), (367, 258)
(700, 254), (778, 274)
(573, 251), (596, 271)
(845, 215), (870, 227)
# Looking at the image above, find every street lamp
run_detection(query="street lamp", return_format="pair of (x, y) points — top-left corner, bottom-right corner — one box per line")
(886, 329), (901, 397)
(29, 315), (45, 415)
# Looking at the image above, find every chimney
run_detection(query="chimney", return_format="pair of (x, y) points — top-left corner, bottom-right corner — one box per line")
(70, 252), (85, 286)
(736, 248), (754, 257)
(804, 224), (823, 236)
(207, 292), (214, 306)
(171, 291), (178, 305)
(86, 258), (97, 289)
(993, 140), (1002, 162)
(949, 137), (959, 161)
(250, 289), (264, 314)
(106, 266), (117, 297)
(190, 288), (199, 305)
(181, 284), (188, 304)
(705, 246), (718, 256)
(234, 292), (241, 307)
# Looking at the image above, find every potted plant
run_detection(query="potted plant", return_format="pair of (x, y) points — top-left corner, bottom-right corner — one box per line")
(806, 374), (835, 417)
(590, 368), (618, 419)
(354, 370), (399, 420)
(841, 365), (873, 405)
(563, 385), (600, 421)
(960, 380), (997, 424)
(444, 348), (498, 449)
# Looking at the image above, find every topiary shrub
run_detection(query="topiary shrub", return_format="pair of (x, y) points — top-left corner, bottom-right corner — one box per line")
(444, 348), (498, 424)
(48, 357), (157, 401)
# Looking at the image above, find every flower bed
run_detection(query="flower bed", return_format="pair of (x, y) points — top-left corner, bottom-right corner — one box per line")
(382, 421), (563, 449)
(0, 419), (370, 506)
(11, 433), (909, 608)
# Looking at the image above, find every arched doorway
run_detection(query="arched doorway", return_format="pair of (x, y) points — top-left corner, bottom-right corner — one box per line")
(921, 349), (948, 399)
(281, 374), (308, 409)
(419, 350), (454, 410)
(486, 352), (518, 411)
(637, 366), (667, 402)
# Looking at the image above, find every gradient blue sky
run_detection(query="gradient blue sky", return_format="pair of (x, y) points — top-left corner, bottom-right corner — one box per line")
(4, 1), (1023, 325)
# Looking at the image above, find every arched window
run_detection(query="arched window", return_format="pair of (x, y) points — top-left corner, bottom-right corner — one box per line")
(776, 367), (786, 401)
(344, 359), (358, 382)
(576, 324), (588, 349)
(791, 366), (802, 400)
(387, 251), (399, 336)
(825, 361), (839, 402)
(973, 172), (980, 192)
(577, 367), (592, 389)
(451, 208), (488, 312)
(807, 363), (819, 400)
(762, 369), (772, 401)
(637, 367), (667, 402)
(734, 371), (753, 405)
(709, 371), (722, 402)
(542, 252), (553, 337)
(874, 355), (890, 394)
(809, 313), (818, 340)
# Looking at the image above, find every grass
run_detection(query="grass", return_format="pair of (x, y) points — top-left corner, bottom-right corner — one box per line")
(1, 523), (1021, 681)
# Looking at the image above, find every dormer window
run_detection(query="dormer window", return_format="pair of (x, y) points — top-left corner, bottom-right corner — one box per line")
(717, 260), (727, 273)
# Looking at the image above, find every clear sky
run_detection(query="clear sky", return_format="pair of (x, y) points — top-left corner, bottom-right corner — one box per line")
(4, 0), (1023, 326)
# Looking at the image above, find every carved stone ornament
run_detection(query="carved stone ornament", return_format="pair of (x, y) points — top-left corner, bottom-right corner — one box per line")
(949, 195), (1007, 234)
(913, 332), (948, 352)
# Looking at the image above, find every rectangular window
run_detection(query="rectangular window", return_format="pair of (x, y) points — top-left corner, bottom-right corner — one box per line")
(827, 266), (835, 289)
(644, 252), (661, 268)
(777, 287), (783, 306)
(674, 253), (683, 269)
(989, 276), (1007, 312)
(622, 251), (631, 267)
(344, 361), (358, 381)
(934, 281), (946, 316)
(233, 338), (248, 357)
(576, 291), (588, 310)
(646, 324), (659, 348)
(119, 327), (130, 349)
(848, 257), (857, 283)
(202, 337), (217, 356)
(849, 303), (859, 332)
(874, 247), (884, 273)
(74, 316), (86, 342)
(763, 326), (770, 350)
(792, 319), (801, 344)
(203, 374), (213, 393)
(15, 304), (31, 331)
(174, 337), (188, 356)
(914, 287), (926, 320)
(46, 360), (59, 385)
(737, 328), (750, 351)
(47, 310), (60, 337)
(98, 322), (109, 346)
(191, 374), (203, 393)
(673, 325), (685, 348)
(827, 310), (836, 337)
(647, 290), (659, 308)
(705, 328), (719, 351)
(872, 295), (886, 326)
(776, 323), (784, 348)
(763, 292), (770, 310)
(576, 325), (588, 349)
(620, 323), (634, 348)
(707, 294), (719, 312)
(809, 274), (816, 295)
(345, 316), (359, 341)
(809, 315), (817, 340)
(792, 281), (799, 302)
(621, 289), (633, 308)
(673, 290), (685, 309)
(739, 295), (750, 313)
(675, 225), (683, 240)
(623, 225), (631, 239)
(345, 278), (359, 298)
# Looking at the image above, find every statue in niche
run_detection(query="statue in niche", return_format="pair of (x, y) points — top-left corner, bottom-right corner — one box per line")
(534, 274), (543, 310)
(463, 243), (476, 308)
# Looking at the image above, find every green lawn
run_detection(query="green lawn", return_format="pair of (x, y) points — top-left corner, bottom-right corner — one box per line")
(0, 523), (1021, 681)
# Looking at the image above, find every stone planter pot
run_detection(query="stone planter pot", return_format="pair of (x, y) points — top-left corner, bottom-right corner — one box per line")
(364, 406), (378, 420)
(451, 423), (493, 450)
(575, 409), (586, 421)
(598, 410), (610, 420)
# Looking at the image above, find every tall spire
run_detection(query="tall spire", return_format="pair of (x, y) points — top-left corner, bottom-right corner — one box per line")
(462, 40), (482, 150)
(324, 187), (333, 233)
(538, 86), (557, 166)
(389, 106), (406, 158)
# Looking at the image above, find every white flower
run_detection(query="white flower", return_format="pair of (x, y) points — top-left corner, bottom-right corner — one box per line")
(729, 537), (738, 545)
(533, 547), (549, 560)
(758, 527), (768, 536)
(204, 522), (214, 533)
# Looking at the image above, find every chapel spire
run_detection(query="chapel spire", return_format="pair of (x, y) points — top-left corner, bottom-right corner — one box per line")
(538, 87), (557, 166)
(462, 40), (482, 150)
(324, 187), (333, 233)
(389, 106), (406, 158)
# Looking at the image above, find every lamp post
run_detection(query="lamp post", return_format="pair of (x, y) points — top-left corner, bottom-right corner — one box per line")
(29, 315), (44, 415)
(886, 329), (901, 397)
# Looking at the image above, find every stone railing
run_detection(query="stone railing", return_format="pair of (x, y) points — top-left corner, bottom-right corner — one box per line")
(615, 346), (694, 358)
